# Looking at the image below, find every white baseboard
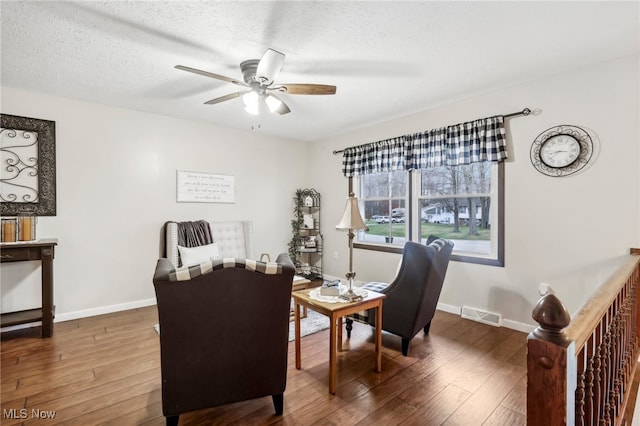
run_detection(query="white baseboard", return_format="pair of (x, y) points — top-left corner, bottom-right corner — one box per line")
(0, 322), (41, 333)
(502, 318), (536, 334)
(55, 298), (157, 322)
(3, 289), (537, 336)
(436, 302), (461, 315)
(0, 298), (157, 333)
(437, 302), (534, 333)
(332, 280), (536, 334)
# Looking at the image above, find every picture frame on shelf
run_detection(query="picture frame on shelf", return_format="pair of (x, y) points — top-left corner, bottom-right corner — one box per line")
(303, 235), (317, 248)
(303, 214), (314, 229)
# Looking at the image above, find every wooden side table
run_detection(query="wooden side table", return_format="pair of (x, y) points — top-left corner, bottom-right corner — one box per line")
(292, 288), (385, 394)
(0, 238), (57, 338)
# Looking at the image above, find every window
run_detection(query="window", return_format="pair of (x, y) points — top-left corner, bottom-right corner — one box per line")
(357, 171), (407, 247)
(355, 161), (504, 265)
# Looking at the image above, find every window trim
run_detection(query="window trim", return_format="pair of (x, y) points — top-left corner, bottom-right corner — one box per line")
(353, 162), (505, 267)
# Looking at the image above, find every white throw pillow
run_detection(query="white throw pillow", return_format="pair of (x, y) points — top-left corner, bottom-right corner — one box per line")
(178, 243), (220, 267)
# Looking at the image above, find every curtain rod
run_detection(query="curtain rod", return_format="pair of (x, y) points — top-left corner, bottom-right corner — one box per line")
(332, 107), (531, 155)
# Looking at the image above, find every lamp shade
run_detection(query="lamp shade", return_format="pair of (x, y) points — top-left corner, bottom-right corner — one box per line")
(336, 195), (368, 231)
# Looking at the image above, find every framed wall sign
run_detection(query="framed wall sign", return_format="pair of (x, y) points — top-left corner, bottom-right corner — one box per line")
(176, 171), (235, 203)
(0, 114), (57, 216)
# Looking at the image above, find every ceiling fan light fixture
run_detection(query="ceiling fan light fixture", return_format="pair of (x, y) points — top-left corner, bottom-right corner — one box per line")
(265, 94), (283, 113)
(242, 91), (259, 107)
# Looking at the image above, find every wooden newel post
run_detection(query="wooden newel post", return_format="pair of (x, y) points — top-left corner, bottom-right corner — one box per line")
(527, 293), (574, 426)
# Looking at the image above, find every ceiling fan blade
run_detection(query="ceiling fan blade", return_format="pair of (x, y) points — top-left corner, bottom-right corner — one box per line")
(266, 94), (291, 115)
(256, 48), (285, 84)
(204, 91), (249, 105)
(175, 65), (247, 87)
(278, 84), (337, 95)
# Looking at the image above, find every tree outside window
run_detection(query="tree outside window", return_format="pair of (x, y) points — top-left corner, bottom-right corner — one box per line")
(358, 171), (406, 245)
(355, 161), (503, 265)
(419, 162), (493, 255)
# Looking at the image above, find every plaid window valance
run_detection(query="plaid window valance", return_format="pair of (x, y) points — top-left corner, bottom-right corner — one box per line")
(341, 115), (507, 177)
(340, 136), (406, 177)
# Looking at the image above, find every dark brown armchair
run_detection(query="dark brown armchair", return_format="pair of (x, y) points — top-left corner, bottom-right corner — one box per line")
(346, 238), (453, 356)
(153, 253), (295, 425)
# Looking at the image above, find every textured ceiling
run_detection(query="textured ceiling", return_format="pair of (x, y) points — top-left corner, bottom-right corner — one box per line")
(1, 1), (638, 141)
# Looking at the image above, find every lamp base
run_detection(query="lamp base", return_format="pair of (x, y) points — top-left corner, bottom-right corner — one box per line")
(339, 289), (363, 302)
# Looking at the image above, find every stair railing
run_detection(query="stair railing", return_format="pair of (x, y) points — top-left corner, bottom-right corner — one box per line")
(527, 249), (640, 425)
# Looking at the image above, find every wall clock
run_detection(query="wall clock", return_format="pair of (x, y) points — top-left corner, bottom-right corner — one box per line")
(530, 125), (593, 177)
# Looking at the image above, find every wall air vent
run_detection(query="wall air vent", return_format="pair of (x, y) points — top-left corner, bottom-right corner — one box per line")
(461, 305), (502, 327)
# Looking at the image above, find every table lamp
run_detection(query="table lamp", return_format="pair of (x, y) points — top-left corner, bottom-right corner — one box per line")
(336, 192), (368, 301)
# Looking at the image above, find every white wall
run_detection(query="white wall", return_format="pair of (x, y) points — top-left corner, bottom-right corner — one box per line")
(2, 54), (638, 331)
(1, 88), (308, 321)
(310, 54), (640, 330)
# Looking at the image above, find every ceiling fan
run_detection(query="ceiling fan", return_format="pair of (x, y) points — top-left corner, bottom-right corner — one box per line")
(175, 48), (337, 115)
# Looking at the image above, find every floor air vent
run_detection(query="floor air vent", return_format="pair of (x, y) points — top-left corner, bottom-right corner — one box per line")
(461, 306), (502, 327)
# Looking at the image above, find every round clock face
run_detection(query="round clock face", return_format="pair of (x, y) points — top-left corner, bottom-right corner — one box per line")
(530, 125), (593, 177)
(539, 135), (580, 168)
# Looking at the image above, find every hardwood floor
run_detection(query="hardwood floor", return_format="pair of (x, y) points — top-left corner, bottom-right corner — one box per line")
(1, 306), (526, 425)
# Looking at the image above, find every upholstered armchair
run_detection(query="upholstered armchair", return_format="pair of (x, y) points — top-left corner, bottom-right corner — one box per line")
(153, 253), (295, 425)
(346, 238), (453, 356)
(161, 220), (269, 268)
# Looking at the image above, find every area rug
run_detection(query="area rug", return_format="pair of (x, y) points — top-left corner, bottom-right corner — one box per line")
(288, 308), (330, 341)
(153, 309), (329, 341)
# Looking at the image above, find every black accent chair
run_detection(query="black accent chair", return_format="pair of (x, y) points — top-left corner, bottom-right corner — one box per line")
(346, 238), (453, 356)
(153, 253), (295, 425)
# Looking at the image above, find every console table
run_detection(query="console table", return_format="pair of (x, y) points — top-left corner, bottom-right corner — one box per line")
(0, 238), (57, 338)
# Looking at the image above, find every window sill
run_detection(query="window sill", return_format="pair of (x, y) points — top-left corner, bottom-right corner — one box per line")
(353, 242), (402, 254)
(353, 242), (504, 266)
